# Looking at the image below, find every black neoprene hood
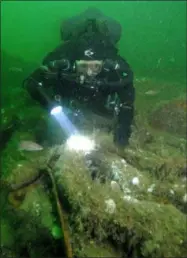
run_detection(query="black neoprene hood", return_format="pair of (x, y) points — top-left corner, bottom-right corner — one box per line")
(72, 38), (118, 61)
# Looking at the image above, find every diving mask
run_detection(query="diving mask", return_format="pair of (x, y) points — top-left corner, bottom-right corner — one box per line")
(75, 60), (103, 77)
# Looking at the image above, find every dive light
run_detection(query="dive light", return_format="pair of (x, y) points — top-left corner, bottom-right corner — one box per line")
(37, 82), (62, 115)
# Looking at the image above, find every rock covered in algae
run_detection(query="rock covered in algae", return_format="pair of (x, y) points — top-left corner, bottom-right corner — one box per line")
(48, 142), (187, 257)
(2, 108), (186, 258)
(148, 99), (186, 137)
(7, 161), (40, 187)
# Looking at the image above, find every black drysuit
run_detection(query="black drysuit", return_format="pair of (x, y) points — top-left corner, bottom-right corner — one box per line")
(25, 40), (135, 147)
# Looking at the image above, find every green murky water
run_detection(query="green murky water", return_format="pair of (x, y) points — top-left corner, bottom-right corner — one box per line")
(1, 1), (186, 258)
(2, 1), (186, 82)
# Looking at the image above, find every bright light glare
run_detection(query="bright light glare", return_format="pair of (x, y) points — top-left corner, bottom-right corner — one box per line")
(66, 135), (95, 152)
(50, 106), (62, 115)
(50, 105), (78, 136)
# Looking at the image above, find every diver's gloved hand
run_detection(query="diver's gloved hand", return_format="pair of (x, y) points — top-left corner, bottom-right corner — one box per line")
(48, 59), (70, 71)
(39, 66), (57, 80)
(40, 65), (50, 72)
(94, 78), (107, 88)
(92, 78), (121, 91)
(113, 126), (130, 148)
(103, 59), (120, 71)
(40, 59), (70, 79)
(82, 78), (108, 90)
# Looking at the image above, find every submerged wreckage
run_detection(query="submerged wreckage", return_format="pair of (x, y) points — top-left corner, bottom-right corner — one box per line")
(1, 128), (187, 258)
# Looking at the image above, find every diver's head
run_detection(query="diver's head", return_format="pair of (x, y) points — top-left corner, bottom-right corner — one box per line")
(69, 19), (118, 83)
(73, 43), (117, 84)
(73, 44), (104, 83)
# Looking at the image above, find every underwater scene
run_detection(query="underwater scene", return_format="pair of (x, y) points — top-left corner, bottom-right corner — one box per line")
(1, 1), (187, 257)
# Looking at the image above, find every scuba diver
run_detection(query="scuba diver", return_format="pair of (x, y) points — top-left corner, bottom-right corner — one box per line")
(23, 13), (135, 147)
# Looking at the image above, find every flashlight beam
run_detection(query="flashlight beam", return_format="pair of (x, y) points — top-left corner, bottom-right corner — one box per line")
(51, 106), (78, 136)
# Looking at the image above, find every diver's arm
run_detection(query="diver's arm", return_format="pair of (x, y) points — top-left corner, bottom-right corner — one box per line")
(113, 82), (135, 147)
(112, 58), (135, 147)
(25, 43), (71, 108)
(23, 68), (58, 109)
(103, 57), (133, 87)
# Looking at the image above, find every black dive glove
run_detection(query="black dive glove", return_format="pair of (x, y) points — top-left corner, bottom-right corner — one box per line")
(103, 59), (120, 71)
(113, 104), (134, 147)
(48, 59), (70, 71)
(113, 126), (130, 147)
(86, 78), (126, 92)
